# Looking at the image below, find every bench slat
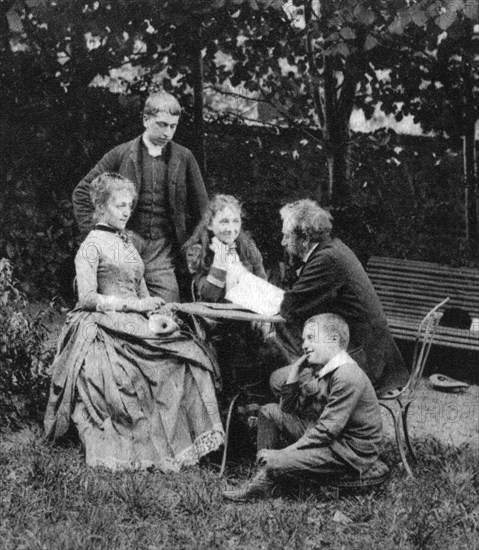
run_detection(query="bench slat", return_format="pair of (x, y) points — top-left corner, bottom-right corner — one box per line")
(370, 272), (479, 288)
(389, 319), (478, 339)
(368, 256), (479, 279)
(374, 286), (479, 301)
(389, 333), (479, 350)
(371, 278), (479, 294)
(369, 266), (479, 282)
(377, 295), (479, 313)
(367, 256), (479, 352)
(370, 280), (479, 297)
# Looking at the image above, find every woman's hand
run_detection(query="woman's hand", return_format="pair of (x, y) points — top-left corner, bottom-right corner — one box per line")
(135, 297), (165, 313)
(210, 236), (231, 269)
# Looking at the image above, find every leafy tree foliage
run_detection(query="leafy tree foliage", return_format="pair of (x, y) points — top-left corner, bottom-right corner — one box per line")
(368, 4), (479, 248)
(1, 0), (478, 300)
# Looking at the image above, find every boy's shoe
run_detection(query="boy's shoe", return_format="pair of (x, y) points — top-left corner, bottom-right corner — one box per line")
(223, 468), (274, 502)
(327, 459), (390, 488)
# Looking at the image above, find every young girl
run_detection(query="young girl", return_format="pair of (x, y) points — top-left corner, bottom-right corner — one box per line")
(44, 173), (223, 471)
(186, 194), (267, 301)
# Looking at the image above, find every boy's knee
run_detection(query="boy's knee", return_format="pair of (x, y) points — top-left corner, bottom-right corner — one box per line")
(269, 365), (291, 398)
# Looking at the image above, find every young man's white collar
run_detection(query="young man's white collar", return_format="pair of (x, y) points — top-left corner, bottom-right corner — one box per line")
(316, 349), (354, 379)
(142, 134), (163, 157)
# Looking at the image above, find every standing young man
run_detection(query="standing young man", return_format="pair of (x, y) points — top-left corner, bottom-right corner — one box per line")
(224, 313), (387, 501)
(72, 92), (209, 302)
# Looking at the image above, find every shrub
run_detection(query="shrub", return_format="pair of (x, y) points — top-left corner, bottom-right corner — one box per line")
(0, 172), (79, 301)
(0, 258), (54, 430)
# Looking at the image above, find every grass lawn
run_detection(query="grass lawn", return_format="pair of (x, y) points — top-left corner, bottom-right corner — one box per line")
(1, 428), (478, 550)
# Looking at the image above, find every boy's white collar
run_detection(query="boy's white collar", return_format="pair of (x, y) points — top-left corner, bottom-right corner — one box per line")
(317, 350), (353, 378)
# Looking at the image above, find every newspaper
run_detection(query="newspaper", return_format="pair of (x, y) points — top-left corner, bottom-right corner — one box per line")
(225, 272), (284, 316)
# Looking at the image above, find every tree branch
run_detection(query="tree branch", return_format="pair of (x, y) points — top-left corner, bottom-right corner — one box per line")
(204, 104), (322, 145)
(0, 0), (17, 52)
(205, 83), (322, 143)
(304, 0), (325, 127)
(204, 84), (271, 103)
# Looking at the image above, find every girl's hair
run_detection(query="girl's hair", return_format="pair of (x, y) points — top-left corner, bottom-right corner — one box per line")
(205, 194), (242, 225)
(90, 173), (137, 221)
(184, 194), (243, 272)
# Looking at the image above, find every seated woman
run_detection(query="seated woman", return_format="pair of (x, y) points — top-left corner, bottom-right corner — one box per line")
(187, 194), (267, 301)
(185, 194), (268, 390)
(44, 173), (224, 471)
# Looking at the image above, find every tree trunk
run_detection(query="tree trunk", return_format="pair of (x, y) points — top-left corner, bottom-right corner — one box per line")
(191, 23), (206, 176)
(463, 129), (478, 251)
(318, 27), (366, 207)
(321, 56), (335, 204)
(463, 55), (478, 253)
(323, 71), (351, 206)
(322, 67), (351, 207)
(328, 119), (351, 207)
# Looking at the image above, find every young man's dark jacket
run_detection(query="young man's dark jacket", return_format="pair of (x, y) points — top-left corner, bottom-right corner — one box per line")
(72, 136), (208, 246)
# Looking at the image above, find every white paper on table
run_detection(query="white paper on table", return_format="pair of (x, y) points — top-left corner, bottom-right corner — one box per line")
(225, 272), (284, 316)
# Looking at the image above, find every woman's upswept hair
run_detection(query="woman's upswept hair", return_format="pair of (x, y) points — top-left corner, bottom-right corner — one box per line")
(280, 199), (333, 242)
(143, 91), (182, 118)
(90, 173), (137, 221)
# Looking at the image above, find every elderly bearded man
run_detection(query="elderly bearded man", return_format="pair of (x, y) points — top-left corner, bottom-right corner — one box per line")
(271, 199), (408, 396)
(72, 92), (208, 302)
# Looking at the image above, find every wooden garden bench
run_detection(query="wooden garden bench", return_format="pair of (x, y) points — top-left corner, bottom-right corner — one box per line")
(367, 256), (479, 352)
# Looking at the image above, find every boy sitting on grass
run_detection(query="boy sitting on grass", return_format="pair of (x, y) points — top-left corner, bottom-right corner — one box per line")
(223, 313), (387, 501)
